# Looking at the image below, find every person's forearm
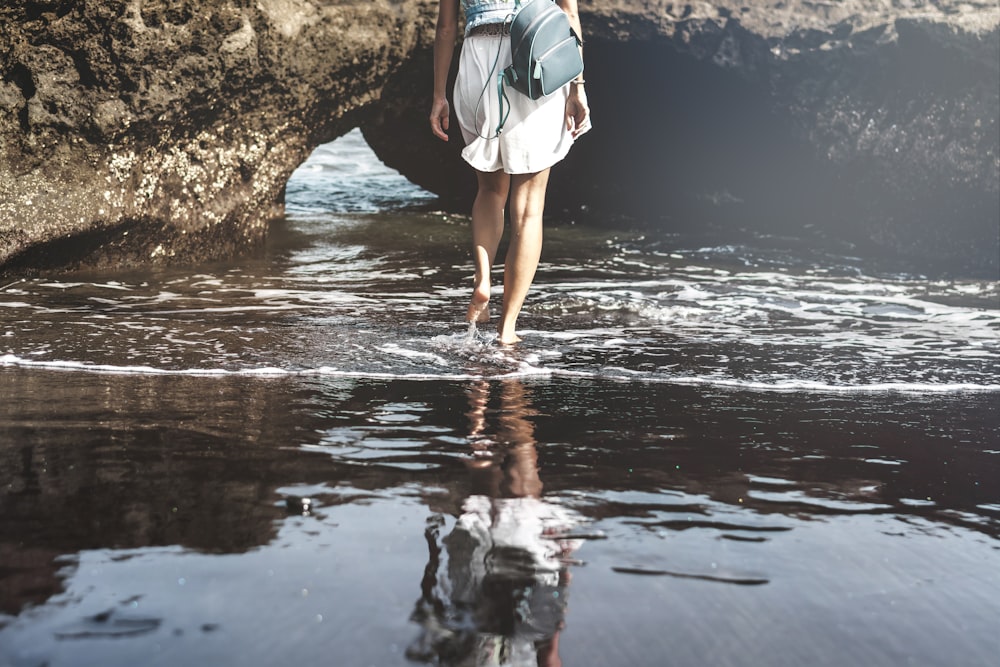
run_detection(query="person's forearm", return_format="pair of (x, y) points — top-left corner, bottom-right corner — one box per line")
(433, 5), (459, 99)
(557, 0), (584, 82)
(557, 0), (583, 40)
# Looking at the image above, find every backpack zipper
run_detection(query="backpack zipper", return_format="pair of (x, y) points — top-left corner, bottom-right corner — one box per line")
(532, 35), (579, 79)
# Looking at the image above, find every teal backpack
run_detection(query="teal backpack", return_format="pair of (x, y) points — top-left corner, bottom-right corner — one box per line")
(487, 0), (583, 136)
(503, 0), (583, 100)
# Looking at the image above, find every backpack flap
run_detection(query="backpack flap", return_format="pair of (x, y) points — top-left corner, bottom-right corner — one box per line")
(533, 35), (583, 97)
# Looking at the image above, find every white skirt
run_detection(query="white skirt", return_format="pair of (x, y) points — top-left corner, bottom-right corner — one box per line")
(454, 34), (580, 174)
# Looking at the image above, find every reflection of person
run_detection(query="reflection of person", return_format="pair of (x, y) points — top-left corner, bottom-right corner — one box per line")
(431, 0), (591, 344)
(407, 380), (580, 666)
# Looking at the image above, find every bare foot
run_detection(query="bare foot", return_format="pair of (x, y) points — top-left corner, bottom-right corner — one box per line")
(497, 332), (522, 345)
(466, 284), (490, 323)
(497, 315), (521, 344)
(467, 299), (489, 323)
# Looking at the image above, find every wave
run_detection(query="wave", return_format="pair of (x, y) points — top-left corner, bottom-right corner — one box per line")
(4, 353), (998, 394)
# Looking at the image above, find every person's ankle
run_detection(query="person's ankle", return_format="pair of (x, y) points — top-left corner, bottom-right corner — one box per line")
(497, 323), (520, 344)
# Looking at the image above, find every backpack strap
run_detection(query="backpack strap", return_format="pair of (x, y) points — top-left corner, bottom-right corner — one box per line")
(494, 5), (519, 135)
(474, 5), (520, 138)
(496, 71), (511, 135)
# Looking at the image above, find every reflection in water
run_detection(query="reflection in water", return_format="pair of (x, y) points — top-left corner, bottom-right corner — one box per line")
(408, 381), (581, 667)
(0, 372), (997, 667)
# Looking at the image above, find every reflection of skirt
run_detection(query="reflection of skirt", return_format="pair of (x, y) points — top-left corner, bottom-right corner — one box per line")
(454, 34), (577, 174)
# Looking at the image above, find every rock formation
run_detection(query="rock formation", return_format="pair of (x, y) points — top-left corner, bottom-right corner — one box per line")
(0, 0), (437, 273)
(1, 1), (997, 276)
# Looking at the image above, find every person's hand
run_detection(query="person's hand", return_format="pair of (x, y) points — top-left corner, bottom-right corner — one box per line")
(430, 96), (450, 141)
(565, 84), (590, 138)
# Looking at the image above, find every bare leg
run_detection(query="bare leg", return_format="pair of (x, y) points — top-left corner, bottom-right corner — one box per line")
(468, 169), (510, 322)
(498, 169), (549, 344)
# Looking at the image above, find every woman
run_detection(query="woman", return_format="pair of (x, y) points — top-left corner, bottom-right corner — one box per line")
(430, 0), (590, 345)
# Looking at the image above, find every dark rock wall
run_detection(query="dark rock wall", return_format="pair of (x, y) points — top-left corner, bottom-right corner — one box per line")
(0, 0), (436, 274)
(1, 1), (997, 276)
(363, 1), (999, 276)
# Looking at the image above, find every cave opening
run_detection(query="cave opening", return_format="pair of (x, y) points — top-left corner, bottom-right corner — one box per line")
(284, 128), (436, 217)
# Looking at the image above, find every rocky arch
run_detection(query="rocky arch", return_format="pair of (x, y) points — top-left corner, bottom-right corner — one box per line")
(1, 1), (997, 277)
(0, 0), (436, 274)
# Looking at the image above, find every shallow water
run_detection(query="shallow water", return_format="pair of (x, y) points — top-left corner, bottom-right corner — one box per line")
(1, 130), (998, 666)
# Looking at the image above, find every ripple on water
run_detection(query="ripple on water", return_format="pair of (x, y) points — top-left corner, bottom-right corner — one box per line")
(1, 135), (998, 393)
